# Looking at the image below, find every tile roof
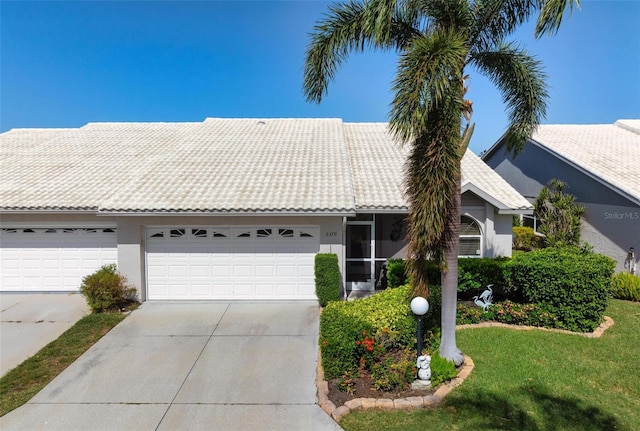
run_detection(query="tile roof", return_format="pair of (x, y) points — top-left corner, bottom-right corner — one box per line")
(528, 120), (640, 204)
(343, 123), (408, 211)
(461, 150), (534, 212)
(1, 119), (528, 214)
(344, 123), (532, 212)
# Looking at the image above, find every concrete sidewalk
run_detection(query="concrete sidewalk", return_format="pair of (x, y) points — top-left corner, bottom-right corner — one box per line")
(0, 301), (343, 431)
(1, 293), (89, 377)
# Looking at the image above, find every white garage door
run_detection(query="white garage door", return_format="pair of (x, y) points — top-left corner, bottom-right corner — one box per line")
(146, 226), (319, 300)
(0, 227), (118, 292)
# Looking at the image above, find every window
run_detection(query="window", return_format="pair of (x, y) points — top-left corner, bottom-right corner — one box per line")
(279, 229), (294, 238)
(170, 229), (186, 238)
(459, 216), (482, 257)
(522, 215), (541, 233)
(257, 229), (272, 238)
(192, 229), (208, 238)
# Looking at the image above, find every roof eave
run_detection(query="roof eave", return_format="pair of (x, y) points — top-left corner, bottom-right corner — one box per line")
(95, 208), (357, 217)
(461, 182), (533, 213)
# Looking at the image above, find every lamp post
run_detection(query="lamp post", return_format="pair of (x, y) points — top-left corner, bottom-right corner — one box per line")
(410, 296), (429, 360)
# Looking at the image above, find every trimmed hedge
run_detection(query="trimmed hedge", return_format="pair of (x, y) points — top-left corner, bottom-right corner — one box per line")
(385, 257), (508, 300)
(319, 285), (419, 379)
(504, 247), (615, 332)
(315, 253), (341, 307)
(458, 258), (509, 299)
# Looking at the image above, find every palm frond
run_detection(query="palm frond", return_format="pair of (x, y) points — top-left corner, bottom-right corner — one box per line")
(388, 29), (468, 142)
(470, 42), (548, 155)
(303, 0), (418, 103)
(416, 0), (473, 32)
(536, 0), (580, 37)
(470, 0), (538, 52)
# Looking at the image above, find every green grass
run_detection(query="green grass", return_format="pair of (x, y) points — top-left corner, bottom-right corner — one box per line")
(340, 299), (640, 431)
(0, 312), (126, 417)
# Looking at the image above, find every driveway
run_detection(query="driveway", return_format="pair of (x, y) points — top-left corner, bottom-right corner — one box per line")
(0, 301), (343, 431)
(1, 293), (89, 377)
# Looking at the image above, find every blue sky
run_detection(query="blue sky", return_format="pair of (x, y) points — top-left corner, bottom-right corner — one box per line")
(1, 0), (638, 153)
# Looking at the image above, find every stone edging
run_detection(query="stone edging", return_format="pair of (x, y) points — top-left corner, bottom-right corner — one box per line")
(316, 354), (475, 422)
(456, 315), (614, 338)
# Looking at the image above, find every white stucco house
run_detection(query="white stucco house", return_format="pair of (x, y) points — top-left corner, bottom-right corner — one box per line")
(0, 118), (532, 300)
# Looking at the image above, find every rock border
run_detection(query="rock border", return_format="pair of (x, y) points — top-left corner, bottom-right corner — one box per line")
(456, 315), (614, 338)
(317, 354), (475, 422)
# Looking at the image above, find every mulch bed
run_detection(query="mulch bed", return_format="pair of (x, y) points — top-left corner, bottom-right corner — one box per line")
(327, 375), (435, 407)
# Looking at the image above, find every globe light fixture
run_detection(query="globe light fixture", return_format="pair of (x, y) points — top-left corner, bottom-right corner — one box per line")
(410, 296), (429, 364)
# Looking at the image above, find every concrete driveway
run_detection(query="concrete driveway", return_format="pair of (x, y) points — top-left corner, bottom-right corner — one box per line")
(1, 293), (89, 377)
(0, 301), (343, 431)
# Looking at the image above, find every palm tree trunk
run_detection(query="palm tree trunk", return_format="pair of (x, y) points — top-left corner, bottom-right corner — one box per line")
(439, 167), (464, 367)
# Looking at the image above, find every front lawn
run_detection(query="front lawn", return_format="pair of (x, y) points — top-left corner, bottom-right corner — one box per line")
(339, 299), (640, 431)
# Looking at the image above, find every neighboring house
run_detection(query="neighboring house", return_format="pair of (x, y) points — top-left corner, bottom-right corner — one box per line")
(483, 119), (640, 272)
(1, 118), (531, 300)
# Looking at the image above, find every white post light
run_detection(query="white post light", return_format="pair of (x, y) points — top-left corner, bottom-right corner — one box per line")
(410, 296), (429, 360)
(411, 296), (430, 386)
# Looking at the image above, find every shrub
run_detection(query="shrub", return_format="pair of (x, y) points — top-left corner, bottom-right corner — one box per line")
(429, 352), (458, 387)
(610, 272), (640, 302)
(80, 264), (137, 313)
(513, 226), (540, 251)
(387, 258), (508, 299)
(458, 258), (509, 300)
(504, 247), (615, 332)
(370, 352), (415, 392)
(319, 285), (424, 379)
(315, 254), (341, 307)
(386, 258), (408, 288)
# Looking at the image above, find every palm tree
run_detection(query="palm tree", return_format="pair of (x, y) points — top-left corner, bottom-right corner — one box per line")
(304, 0), (578, 366)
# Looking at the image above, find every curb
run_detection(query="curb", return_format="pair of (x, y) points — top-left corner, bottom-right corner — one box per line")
(316, 354), (475, 422)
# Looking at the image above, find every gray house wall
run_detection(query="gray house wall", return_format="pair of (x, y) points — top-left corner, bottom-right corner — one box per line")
(485, 144), (640, 271)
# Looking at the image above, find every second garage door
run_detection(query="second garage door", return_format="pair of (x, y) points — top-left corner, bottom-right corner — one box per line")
(146, 226), (319, 300)
(0, 227), (117, 292)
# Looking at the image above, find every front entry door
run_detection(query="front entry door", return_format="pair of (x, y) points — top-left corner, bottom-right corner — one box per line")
(346, 222), (374, 291)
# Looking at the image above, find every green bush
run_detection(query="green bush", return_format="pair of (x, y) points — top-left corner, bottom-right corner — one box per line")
(386, 258), (508, 299)
(429, 352), (458, 387)
(504, 247), (615, 332)
(386, 258), (408, 288)
(80, 264), (137, 313)
(458, 258), (509, 299)
(320, 285), (423, 379)
(513, 226), (540, 251)
(315, 253), (341, 307)
(610, 272), (640, 302)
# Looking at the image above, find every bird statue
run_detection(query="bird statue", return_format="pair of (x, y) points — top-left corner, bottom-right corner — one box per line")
(473, 284), (494, 311)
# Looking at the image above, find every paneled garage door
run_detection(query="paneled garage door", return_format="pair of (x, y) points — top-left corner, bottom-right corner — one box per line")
(0, 227), (118, 292)
(146, 226), (319, 300)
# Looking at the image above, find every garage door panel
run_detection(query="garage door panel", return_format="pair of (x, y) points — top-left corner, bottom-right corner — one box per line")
(255, 265), (274, 277)
(211, 265), (232, 276)
(146, 226), (319, 300)
(233, 265), (253, 277)
(255, 284), (275, 296)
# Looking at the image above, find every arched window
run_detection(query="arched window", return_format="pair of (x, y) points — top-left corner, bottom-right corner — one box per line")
(459, 216), (482, 257)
